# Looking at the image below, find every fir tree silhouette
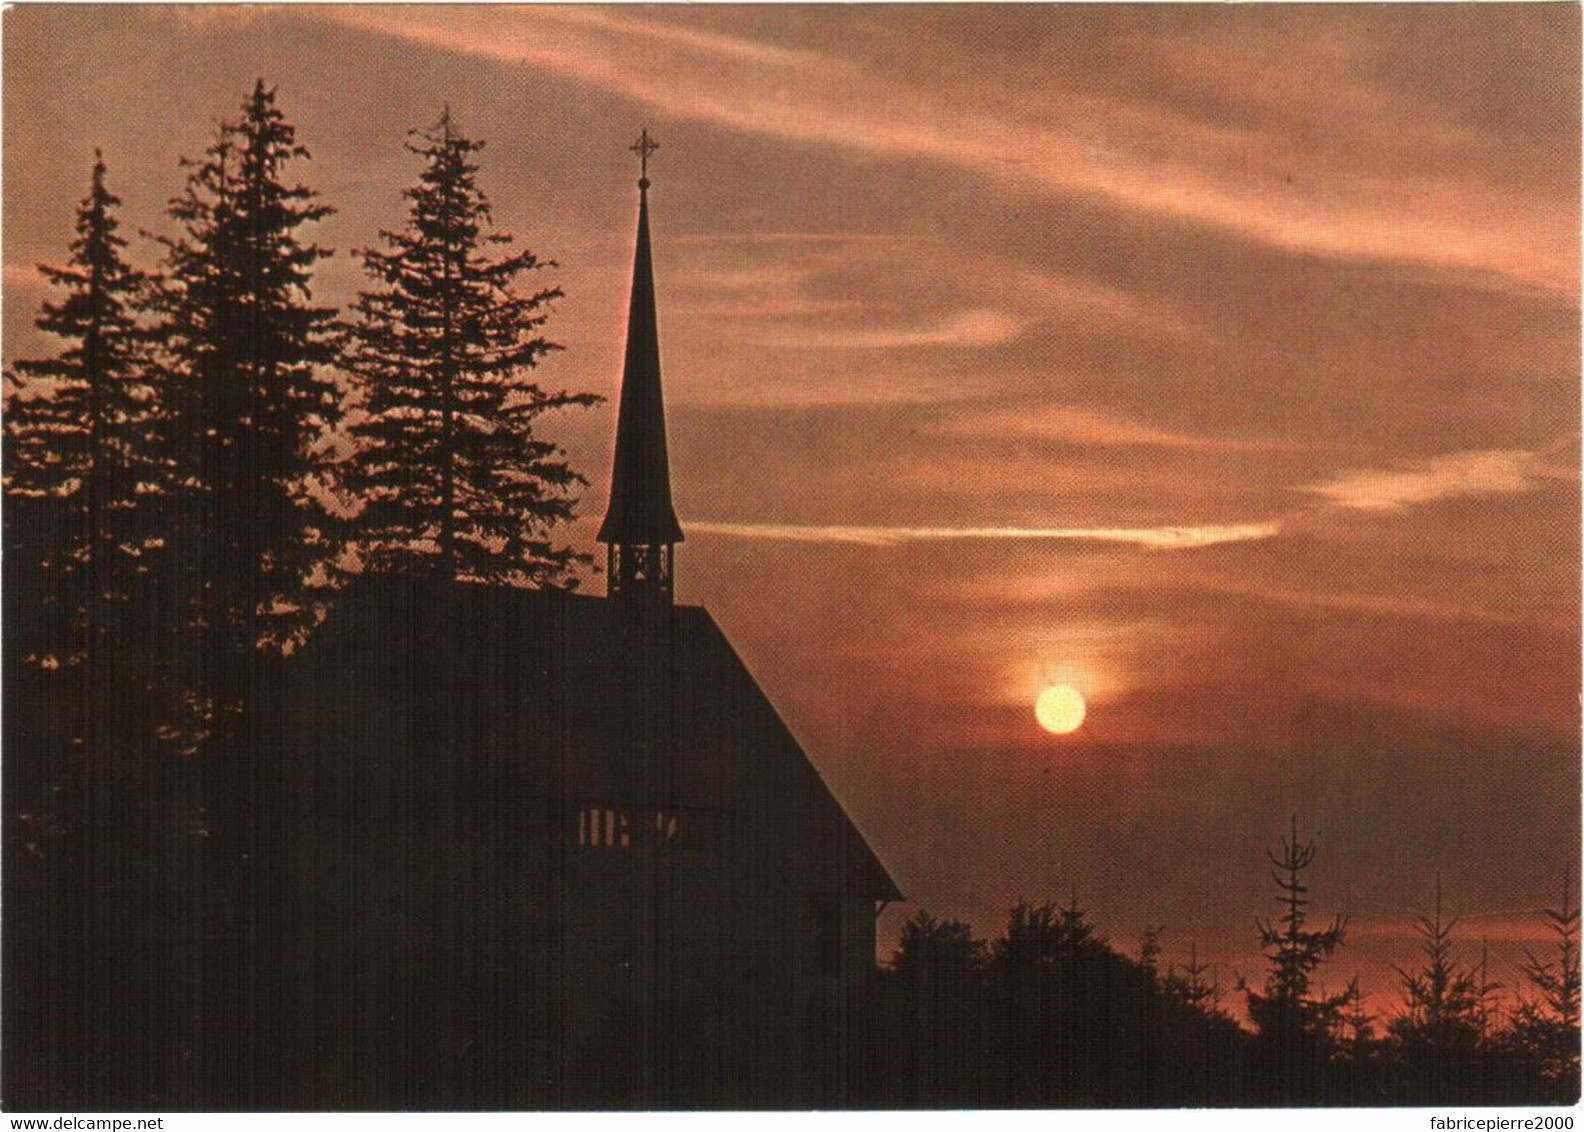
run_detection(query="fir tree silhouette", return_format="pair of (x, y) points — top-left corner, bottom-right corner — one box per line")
(342, 108), (598, 587)
(146, 81), (340, 1107)
(2, 150), (162, 1110)
(6, 152), (158, 667)
(891, 910), (989, 1105)
(1505, 878), (1582, 1099)
(152, 79), (339, 669)
(1163, 942), (1224, 1016)
(1241, 816), (1351, 1102)
(1388, 874), (1483, 1101)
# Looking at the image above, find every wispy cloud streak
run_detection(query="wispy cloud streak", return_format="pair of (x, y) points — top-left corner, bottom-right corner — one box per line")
(324, 6), (1578, 293)
(931, 403), (1284, 453)
(688, 519), (1281, 550)
(745, 309), (1024, 350)
(1305, 449), (1542, 512)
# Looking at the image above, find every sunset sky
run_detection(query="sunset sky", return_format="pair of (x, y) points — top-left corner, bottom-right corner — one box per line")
(4, 4), (1579, 1012)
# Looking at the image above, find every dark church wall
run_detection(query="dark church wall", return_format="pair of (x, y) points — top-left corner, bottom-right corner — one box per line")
(4, 580), (895, 1110)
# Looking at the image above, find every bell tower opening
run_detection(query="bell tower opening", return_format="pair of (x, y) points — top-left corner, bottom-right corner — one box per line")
(598, 128), (684, 605)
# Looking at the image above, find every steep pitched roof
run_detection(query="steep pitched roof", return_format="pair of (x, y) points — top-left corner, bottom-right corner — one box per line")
(290, 577), (901, 902)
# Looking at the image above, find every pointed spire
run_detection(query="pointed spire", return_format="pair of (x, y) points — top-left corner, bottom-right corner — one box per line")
(599, 130), (682, 601)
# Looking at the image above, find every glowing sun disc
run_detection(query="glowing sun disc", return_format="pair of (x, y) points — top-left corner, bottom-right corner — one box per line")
(1035, 685), (1086, 734)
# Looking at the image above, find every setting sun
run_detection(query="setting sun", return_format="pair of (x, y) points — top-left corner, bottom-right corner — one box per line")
(1035, 684), (1086, 734)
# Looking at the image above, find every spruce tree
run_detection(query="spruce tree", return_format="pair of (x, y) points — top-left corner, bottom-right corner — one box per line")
(2, 151), (171, 1109)
(153, 80), (339, 664)
(1387, 876), (1484, 1101)
(5, 152), (157, 665)
(891, 911), (988, 1104)
(1333, 975), (1382, 1102)
(1241, 816), (1352, 1099)
(344, 109), (597, 587)
(1506, 880), (1582, 1094)
(990, 897), (1102, 1104)
(1389, 876), (1482, 1053)
(1163, 943), (1223, 1015)
(144, 86), (339, 1104)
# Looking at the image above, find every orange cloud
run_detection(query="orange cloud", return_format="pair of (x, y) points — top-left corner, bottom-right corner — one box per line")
(1304, 449), (1542, 512)
(1009, 269), (1195, 340)
(931, 403), (1283, 453)
(323, 5), (1578, 293)
(687, 519), (1281, 550)
(740, 308), (1024, 351)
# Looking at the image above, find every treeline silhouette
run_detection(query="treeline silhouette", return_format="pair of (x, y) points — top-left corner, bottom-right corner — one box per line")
(3, 82), (597, 1110)
(850, 825), (1579, 1107)
(2, 81), (1578, 1110)
(6, 83), (593, 681)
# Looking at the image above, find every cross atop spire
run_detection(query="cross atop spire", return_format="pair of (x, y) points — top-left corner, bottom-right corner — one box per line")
(630, 128), (659, 187)
(600, 129), (683, 604)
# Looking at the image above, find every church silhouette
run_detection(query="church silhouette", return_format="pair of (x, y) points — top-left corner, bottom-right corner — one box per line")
(226, 132), (902, 1109)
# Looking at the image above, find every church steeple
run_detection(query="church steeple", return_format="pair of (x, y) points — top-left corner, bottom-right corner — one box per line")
(598, 129), (683, 603)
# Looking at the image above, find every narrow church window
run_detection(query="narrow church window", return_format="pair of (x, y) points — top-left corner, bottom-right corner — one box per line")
(575, 806), (681, 849)
(577, 806), (618, 848)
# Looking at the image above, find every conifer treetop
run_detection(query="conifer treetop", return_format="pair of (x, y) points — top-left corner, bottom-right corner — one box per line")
(343, 109), (599, 588)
